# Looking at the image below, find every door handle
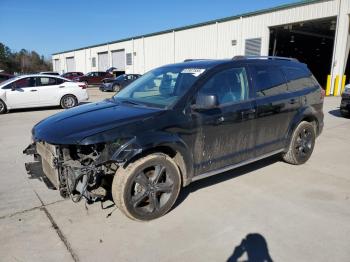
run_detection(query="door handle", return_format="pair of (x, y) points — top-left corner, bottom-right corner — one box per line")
(59, 85), (65, 88)
(289, 98), (297, 104)
(215, 116), (225, 125)
(241, 108), (256, 118)
(30, 89), (37, 92)
(241, 108), (256, 116)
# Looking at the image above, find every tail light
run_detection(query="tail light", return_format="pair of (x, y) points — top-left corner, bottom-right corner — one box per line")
(79, 84), (87, 89)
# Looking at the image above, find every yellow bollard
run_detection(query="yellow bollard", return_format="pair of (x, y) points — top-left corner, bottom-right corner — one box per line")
(326, 75), (331, 96)
(340, 75), (346, 94)
(333, 75), (340, 96)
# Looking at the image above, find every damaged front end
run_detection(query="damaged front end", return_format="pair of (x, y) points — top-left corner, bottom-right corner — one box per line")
(23, 138), (142, 203)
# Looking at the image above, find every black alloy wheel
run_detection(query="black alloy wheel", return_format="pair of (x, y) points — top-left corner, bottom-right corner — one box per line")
(112, 153), (181, 221)
(283, 121), (315, 165)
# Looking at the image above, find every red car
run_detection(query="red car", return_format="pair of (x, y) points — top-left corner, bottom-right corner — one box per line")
(73, 71), (113, 85)
(0, 72), (14, 83)
(62, 72), (84, 80)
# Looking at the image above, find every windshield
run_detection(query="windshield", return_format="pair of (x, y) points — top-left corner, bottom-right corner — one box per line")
(114, 66), (206, 108)
(115, 75), (126, 80)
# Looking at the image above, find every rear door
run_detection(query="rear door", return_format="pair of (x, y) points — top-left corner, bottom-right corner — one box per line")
(191, 66), (256, 175)
(249, 63), (301, 156)
(5, 77), (39, 108)
(36, 77), (63, 105)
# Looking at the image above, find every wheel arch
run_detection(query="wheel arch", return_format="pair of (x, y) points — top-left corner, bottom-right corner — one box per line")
(0, 98), (8, 112)
(286, 106), (320, 149)
(60, 93), (78, 105)
(121, 137), (194, 187)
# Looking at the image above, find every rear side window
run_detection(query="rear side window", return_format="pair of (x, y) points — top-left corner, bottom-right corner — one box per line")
(37, 77), (57, 86)
(282, 66), (316, 91)
(251, 65), (287, 97)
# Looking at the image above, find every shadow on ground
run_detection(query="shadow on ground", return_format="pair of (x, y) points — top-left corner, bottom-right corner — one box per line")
(227, 233), (273, 262)
(328, 109), (349, 118)
(173, 155), (281, 210)
(25, 161), (56, 189)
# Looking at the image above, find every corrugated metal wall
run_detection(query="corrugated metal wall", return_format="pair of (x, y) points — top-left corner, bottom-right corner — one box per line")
(52, 0), (348, 82)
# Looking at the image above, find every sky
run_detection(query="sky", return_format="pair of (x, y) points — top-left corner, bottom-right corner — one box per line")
(0, 0), (299, 58)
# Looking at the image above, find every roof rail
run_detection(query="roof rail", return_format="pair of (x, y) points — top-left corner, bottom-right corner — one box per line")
(232, 56), (298, 61)
(183, 59), (213, 62)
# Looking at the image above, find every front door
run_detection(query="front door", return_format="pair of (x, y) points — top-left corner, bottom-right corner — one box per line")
(191, 66), (256, 175)
(5, 77), (39, 108)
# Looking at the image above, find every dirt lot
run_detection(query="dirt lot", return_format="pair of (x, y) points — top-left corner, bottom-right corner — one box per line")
(0, 88), (349, 262)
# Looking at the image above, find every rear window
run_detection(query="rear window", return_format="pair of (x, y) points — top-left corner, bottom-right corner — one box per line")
(251, 65), (287, 97)
(282, 66), (316, 91)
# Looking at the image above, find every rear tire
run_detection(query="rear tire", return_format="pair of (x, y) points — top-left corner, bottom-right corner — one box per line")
(60, 95), (78, 109)
(112, 153), (181, 221)
(113, 84), (121, 92)
(283, 121), (315, 165)
(0, 100), (7, 114)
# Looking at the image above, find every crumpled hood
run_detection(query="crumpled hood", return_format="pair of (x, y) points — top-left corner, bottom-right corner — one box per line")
(32, 99), (162, 145)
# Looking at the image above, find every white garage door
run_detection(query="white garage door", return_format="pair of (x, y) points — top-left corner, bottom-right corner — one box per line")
(98, 52), (109, 71)
(66, 57), (75, 72)
(54, 59), (60, 72)
(111, 50), (125, 71)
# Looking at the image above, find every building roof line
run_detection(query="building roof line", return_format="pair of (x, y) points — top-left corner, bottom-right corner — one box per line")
(52, 0), (326, 56)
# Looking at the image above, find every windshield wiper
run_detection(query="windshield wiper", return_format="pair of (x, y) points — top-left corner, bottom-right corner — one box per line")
(119, 99), (142, 106)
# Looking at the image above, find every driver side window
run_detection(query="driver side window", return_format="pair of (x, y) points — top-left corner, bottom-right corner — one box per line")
(197, 67), (249, 106)
(4, 77), (36, 89)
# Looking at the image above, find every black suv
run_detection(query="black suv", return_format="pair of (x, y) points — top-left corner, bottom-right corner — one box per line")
(24, 56), (324, 221)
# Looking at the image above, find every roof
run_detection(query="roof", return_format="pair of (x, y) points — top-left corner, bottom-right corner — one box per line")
(165, 59), (232, 68)
(52, 0), (326, 56)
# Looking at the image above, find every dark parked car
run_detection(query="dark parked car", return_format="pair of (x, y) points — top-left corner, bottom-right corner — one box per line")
(0, 72), (14, 83)
(62, 72), (84, 80)
(100, 74), (141, 92)
(24, 56), (324, 221)
(340, 84), (350, 117)
(73, 71), (113, 85)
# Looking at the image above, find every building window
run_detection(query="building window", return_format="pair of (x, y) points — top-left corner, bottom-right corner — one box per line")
(126, 53), (132, 65)
(92, 57), (96, 67)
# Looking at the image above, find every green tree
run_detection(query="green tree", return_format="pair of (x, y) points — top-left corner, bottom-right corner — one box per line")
(0, 42), (52, 74)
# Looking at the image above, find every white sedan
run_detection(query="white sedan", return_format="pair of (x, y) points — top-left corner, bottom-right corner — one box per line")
(0, 75), (89, 114)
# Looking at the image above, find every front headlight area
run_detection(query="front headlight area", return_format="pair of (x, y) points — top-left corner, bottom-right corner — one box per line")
(58, 137), (141, 203)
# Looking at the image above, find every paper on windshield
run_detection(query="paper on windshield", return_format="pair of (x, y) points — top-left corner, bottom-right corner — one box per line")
(181, 68), (206, 77)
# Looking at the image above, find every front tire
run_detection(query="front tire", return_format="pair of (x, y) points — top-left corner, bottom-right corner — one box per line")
(283, 121), (315, 165)
(112, 153), (181, 221)
(0, 100), (7, 114)
(60, 95), (78, 109)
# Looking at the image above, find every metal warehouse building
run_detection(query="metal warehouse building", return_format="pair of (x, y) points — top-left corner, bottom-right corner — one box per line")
(52, 0), (350, 95)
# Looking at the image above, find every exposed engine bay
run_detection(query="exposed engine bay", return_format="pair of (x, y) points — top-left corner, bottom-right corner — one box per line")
(23, 139), (141, 203)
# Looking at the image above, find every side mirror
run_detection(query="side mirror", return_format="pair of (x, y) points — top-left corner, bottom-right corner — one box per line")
(192, 94), (218, 110)
(11, 85), (16, 91)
